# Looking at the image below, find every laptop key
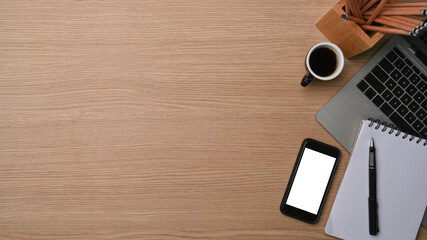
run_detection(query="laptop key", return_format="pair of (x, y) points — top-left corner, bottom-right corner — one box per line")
(421, 73), (426, 81)
(397, 105), (409, 116)
(402, 66), (413, 78)
(386, 51), (398, 62)
(390, 112), (411, 132)
(416, 109), (426, 120)
(381, 89), (393, 101)
(401, 56), (407, 62)
(420, 127), (427, 138)
(412, 65), (420, 74)
(393, 59), (405, 69)
(412, 65), (421, 74)
(389, 97), (401, 108)
(379, 58), (394, 72)
(409, 74), (421, 84)
(418, 82), (427, 92)
(405, 112), (416, 124)
(422, 99), (427, 110)
(414, 92), (424, 103)
(390, 69), (402, 81)
(406, 85), (416, 95)
(385, 78), (397, 89)
(372, 66), (388, 81)
(409, 101), (420, 112)
(364, 88), (376, 99)
(400, 93), (412, 105)
(366, 74), (385, 93)
(398, 78), (410, 88)
(373, 95), (384, 107)
(392, 86), (404, 97)
(404, 58), (413, 67)
(380, 102), (394, 116)
(357, 80), (369, 92)
(393, 47), (405, 59)
(413, 120), (423, 132)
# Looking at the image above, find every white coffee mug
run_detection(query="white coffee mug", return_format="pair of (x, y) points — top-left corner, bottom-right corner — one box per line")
(301, 42), (344, 87)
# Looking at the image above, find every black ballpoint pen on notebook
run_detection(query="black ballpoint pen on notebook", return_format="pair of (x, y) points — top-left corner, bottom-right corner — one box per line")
(369, 138), (379, 235)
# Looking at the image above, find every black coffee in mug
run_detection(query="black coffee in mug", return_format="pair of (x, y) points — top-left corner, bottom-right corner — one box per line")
(308, 47), (337, 77)
(300, 42), (344, 87)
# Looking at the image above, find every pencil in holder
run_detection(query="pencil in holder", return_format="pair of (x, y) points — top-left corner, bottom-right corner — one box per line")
(316, 0), (399, 58)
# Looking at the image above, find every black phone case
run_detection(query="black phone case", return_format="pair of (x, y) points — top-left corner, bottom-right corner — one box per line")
(280, 138), (341, 224)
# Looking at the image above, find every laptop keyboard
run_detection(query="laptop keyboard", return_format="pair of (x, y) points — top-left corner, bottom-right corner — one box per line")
(417, 27), (427, 47)
(357, 47), (427, 138)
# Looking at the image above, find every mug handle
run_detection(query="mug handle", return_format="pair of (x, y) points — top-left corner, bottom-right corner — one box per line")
(301, 72), (314, 87)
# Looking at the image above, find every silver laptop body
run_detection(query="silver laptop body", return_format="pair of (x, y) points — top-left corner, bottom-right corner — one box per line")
(317, 35), (427, 152)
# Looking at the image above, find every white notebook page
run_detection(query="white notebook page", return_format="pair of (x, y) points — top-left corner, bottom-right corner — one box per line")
(325, 120), (427, 240)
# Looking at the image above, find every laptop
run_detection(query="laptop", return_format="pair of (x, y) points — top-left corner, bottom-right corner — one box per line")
(317, 31), (427, 152)
(316, 29), (427, 228)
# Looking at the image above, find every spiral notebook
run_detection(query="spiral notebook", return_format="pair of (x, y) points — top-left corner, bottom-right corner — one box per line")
(325, 120), (427, 240)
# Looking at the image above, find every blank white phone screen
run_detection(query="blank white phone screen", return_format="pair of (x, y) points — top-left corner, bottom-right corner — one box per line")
(286, 148), (336, 214)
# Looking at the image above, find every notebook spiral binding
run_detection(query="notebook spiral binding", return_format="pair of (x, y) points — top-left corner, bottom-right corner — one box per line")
(367, 118), (427, 146)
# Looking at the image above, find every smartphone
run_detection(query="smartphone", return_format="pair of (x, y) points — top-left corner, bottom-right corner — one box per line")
(280, 138), (340, 224)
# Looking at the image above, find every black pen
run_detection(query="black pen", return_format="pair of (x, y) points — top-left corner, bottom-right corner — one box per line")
(369, 138), (379, 235)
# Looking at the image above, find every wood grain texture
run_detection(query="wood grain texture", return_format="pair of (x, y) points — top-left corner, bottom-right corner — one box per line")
(0, 1), (425, 239)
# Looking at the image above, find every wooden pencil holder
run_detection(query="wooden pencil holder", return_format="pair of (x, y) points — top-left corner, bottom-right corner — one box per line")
(316, 0), (399, 58)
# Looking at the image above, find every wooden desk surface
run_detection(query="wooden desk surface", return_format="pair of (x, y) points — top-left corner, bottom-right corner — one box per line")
(1, 1), (426, 239)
